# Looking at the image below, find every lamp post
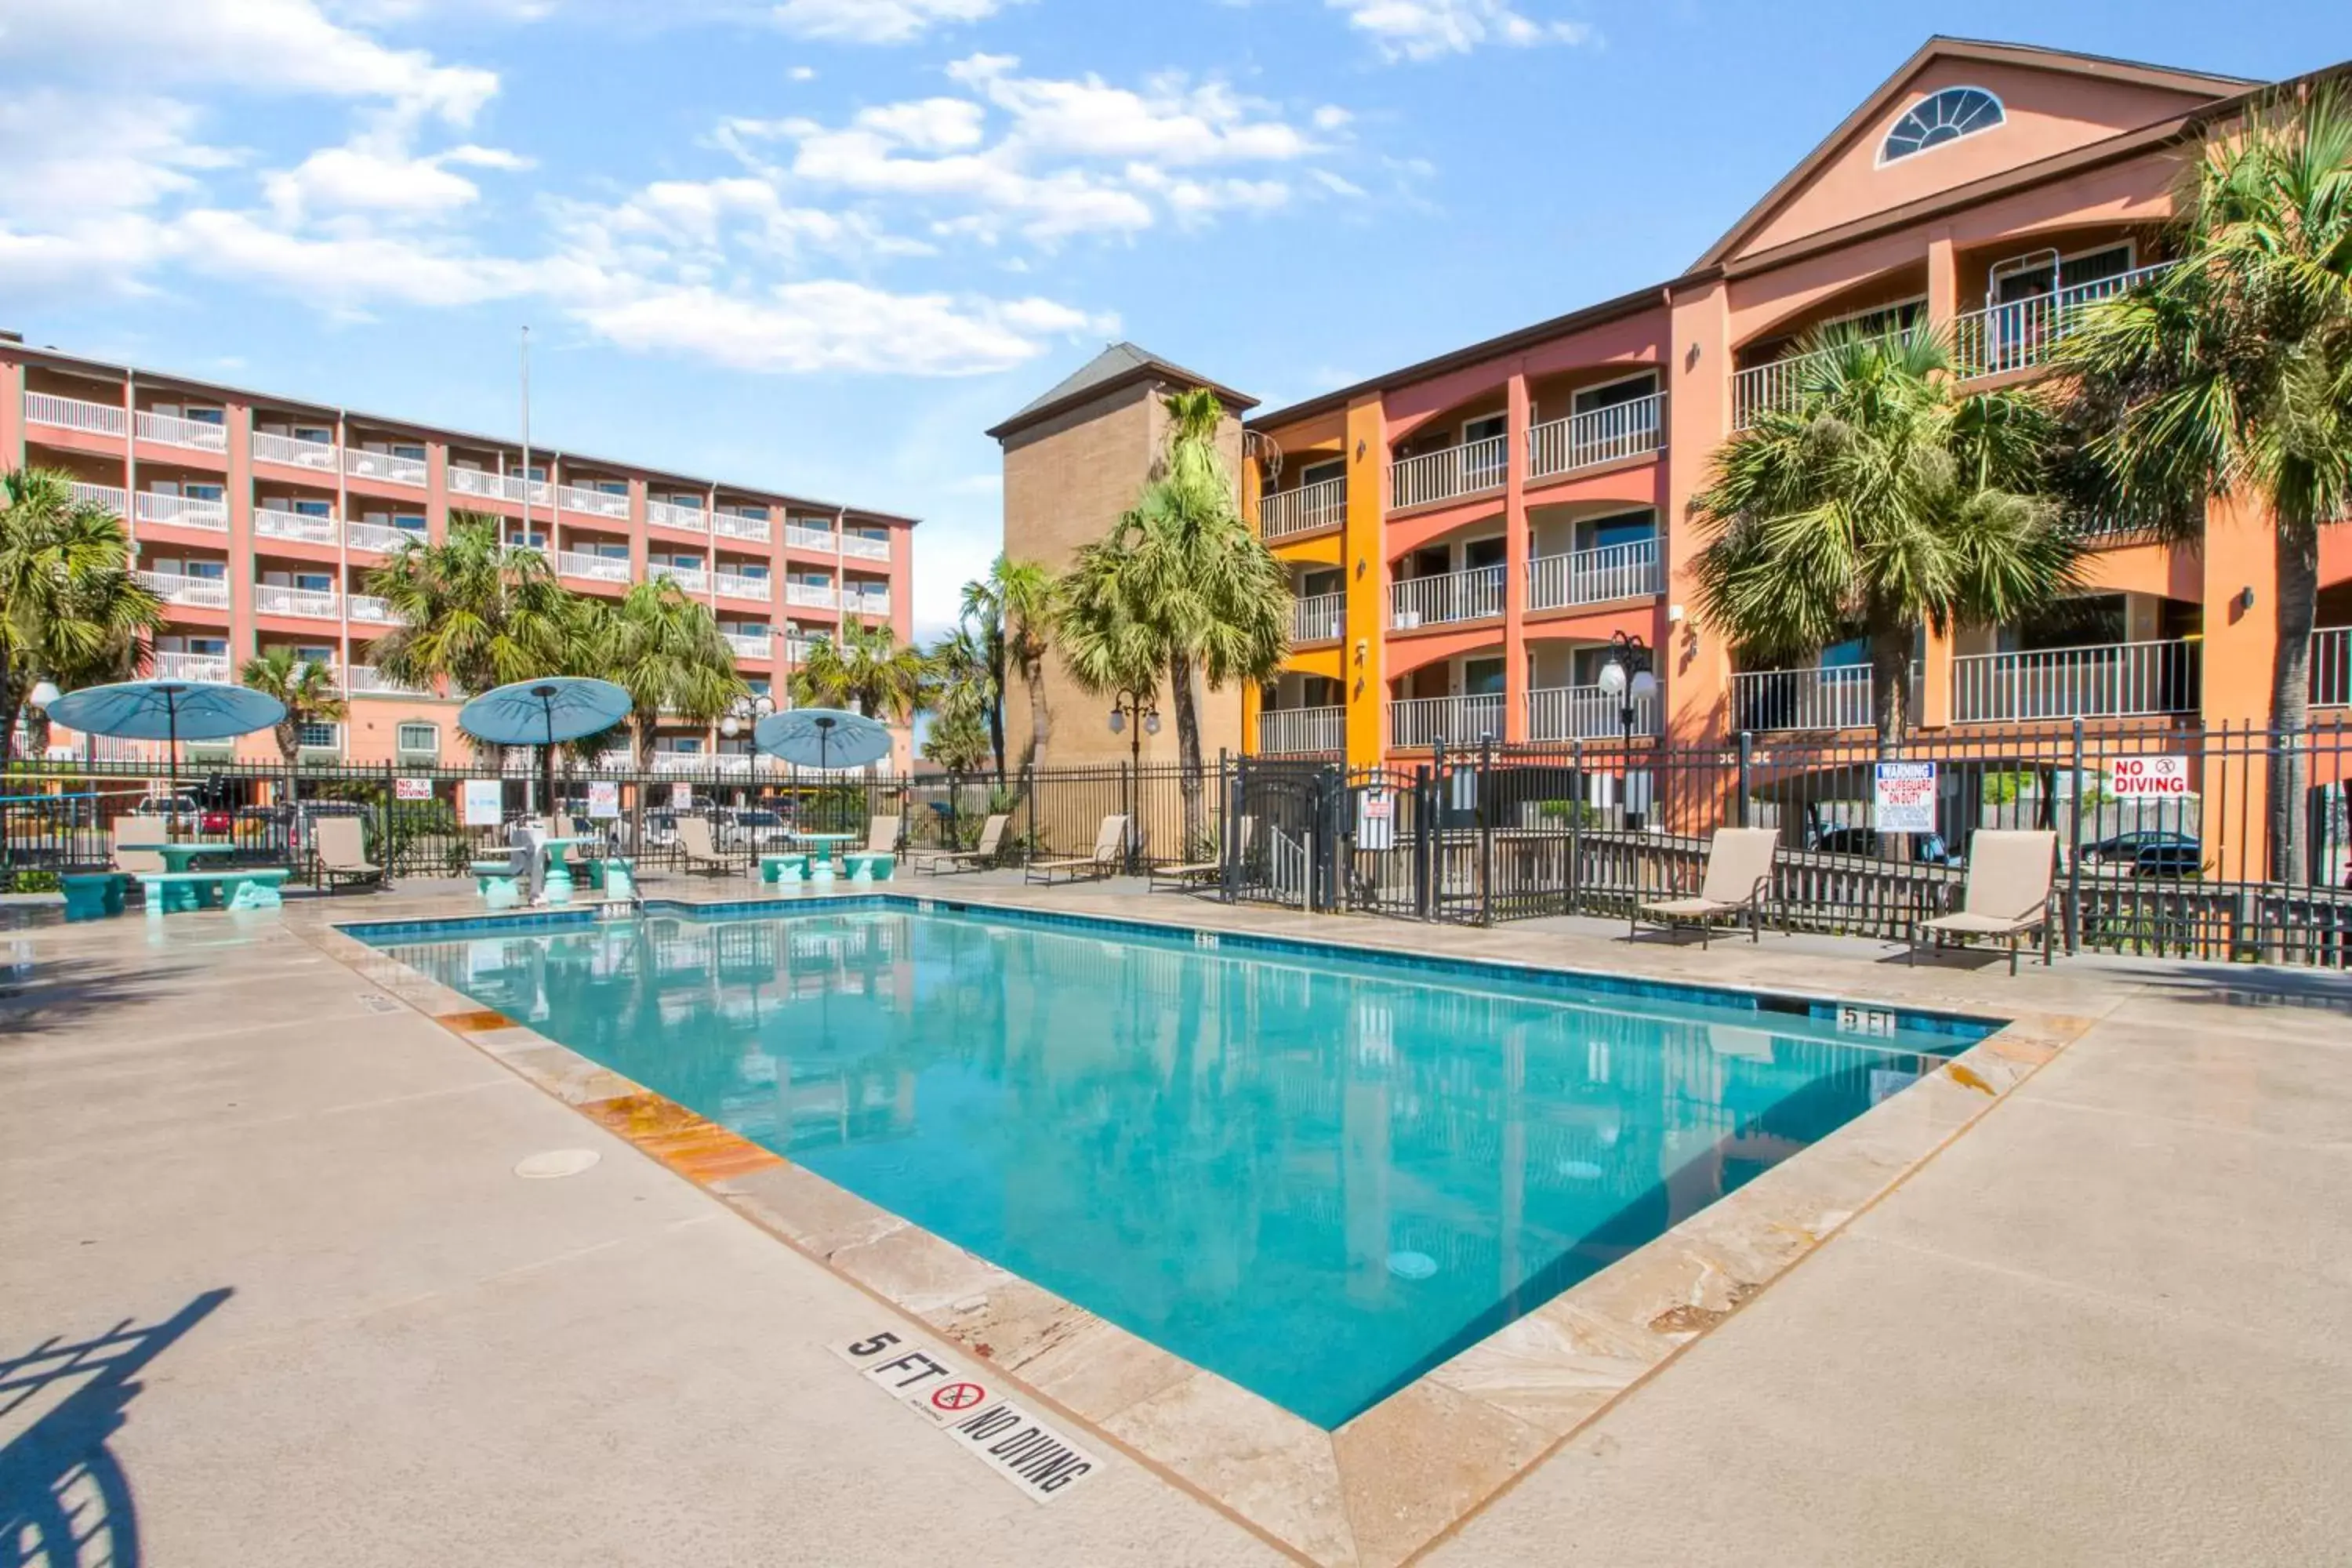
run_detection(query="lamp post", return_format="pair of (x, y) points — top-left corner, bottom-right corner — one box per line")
(719, 690), (776, 813)
(1596, 633), (1657, 829)
(1108, 689), (1159, 872)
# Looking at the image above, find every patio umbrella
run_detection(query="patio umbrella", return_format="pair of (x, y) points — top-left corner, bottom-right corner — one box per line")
(458, 677), (632, 816)
(48, 680), (286, 832)
(756, 709), (891, 836)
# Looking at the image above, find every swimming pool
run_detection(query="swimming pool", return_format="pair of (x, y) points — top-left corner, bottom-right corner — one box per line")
(366, 902), (1993, 1428)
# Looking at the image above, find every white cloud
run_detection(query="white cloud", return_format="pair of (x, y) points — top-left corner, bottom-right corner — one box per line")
(1326, 0), (1593, 61)
(574, 280), (1111, 375)
(768, 0), (1009, 45)
(263, 145), (485, 220)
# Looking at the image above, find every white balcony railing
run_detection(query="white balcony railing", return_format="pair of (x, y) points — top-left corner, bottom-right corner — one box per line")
(1526, 537), (1661, 611)
(1292, 591), (1345, 643)
(1526, 684), (1657, 741)
(151, 651), (231, 683)
(132, 570), (230, 609)
(347, 593), (398, 625)
(252, 506), (340, 545)
(1952, 638), (2200, 723)
(651, 563), (709, 594)
(844, 590), (891, 619)
(447, 467), (550, 506)
(345, 448), (427, 487)
(2316, 628), (2352, 709)
(1733, 327), (1921, 430)
(136, 411), (228, 452)
(252, 431), (339, 471)
(1390, 564), (1504, 630)
(716, 572), (772, 602)
(558, 550), (632, 584)
(1257, 706), (1344, 755)
(1259, 476), (1347, 539)
(346, 664), (428, 695)
(1731, 666), (1875, 731)
(786, 580), (837, 609)
(645, 498), (706, 532)
(784, 524), (836, 554)
(1389, 694), (1505, 749)
(561, 484), (631, 521)
(1952, 261), (2178, 379)
(135, 491), (228, 531)
(1390, 434), (1508, 510)
(68, 481), (128, 517)
(1527, 392), (1665, 481)
(784, 636), (818, 663)
(840, 532), (891, 562)
(714, 510), (772, 543)
(23, 390), (127, 437)
(346, 521), (421, 554)
(724, 631), (773, 660)
(253, 583), (339, 619)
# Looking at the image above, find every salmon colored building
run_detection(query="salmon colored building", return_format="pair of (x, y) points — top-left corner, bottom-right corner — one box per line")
(0, 338), (918, 774)
(1242, 38), (2352, 775)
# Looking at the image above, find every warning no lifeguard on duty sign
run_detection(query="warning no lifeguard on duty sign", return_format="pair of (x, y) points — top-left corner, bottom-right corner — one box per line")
(830, 1330), (1102, 1503)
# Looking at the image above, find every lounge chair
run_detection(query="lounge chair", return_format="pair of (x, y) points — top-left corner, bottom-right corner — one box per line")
(911, 813), (1009, 875)
(862, 815), (903, 854)
(312, 816), (383, 892)
(1023, 815), (1128, 886)
(1149, 818), (1254, 891)
(1632, 827), (1779, 946)
(673, 815), (737, 877)
(1910, 829), (2056, 975)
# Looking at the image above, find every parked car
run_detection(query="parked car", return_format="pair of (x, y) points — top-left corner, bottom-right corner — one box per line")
(1807, 827), (1961, 866)
(717, 808), (793, 852)
(133, 790), (204, 826)
(2079, 830), (2201, 876)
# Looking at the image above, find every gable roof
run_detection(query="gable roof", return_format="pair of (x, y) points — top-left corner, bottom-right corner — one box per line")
(986, 341), (1256, 441)
(1690, 36), (2254, 270)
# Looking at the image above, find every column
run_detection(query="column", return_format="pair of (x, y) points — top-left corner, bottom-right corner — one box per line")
(1501, 370), (1532, 743)
(0, 352), (23, 468)
(1917, 229), (1961, 730)
(2201, 492), (2279, 881)
(1341, 395), (1388, 770)
(225, 401), (256, 662)
(424, 436), (450, 544)
(627, 477), (650, 583)
(1663, 279), (1732, 744)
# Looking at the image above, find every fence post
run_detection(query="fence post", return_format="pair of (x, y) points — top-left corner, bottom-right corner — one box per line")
(1478, 738), (1494, 927)
(1414, 764), (1432, 920)
(1022, 764), (1038, 866)
(1219, 757), (1236, 904)
(2067, 717), (2085, 956)
(383, 757), (398, 887)
(1736, 731), (1754, 828)
(1569, 738), (1584, 917)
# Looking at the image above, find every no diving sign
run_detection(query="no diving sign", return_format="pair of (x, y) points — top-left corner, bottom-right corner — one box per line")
(2109, 755), (2190, 798)
(831, 1330), (1100, 1502)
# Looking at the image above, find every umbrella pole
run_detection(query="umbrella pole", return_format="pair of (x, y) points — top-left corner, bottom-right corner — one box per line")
(166, 699), (180, 844)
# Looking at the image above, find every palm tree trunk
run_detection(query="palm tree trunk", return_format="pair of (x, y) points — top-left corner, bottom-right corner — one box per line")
(2268, 526), (2319, 884)
(0, 654), (22, 772)
(1023, 655), (1051, 771)
(988, 689), (1007, 788)
(1869, 626), (1913, 866)
(1169, 652), (1205, 854)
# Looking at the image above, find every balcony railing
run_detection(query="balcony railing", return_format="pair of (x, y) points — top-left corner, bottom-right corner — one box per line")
(1258, 706), (1344, 755)
(1527, 391), (1665, 481)
(714, 510), (771, 543)
(1261, 477), (1346, 539)
(1526, 684), (1657, 741)
(1390, 693), (1505, 749)
(1951, 638), (2200, 722)
(2316, 628), (2351, 709)
(346, 665), (429, 696)
(252, 431), (339, 471)
(1731, 666), (1875, 732)
(447, 467), (550, 506)
(785, 636), (818, 662)
(346, 521), (421, 555)
(558, 485), (630, 521)
(135, 492), (229, 531)
(1526, 537), (1660, 611)
(1390, 434), (1508, 510)
(1292, 591), (1345, 643)
(1390, 564), (1504, 630)
(644, 499), (706, 532)
(24, 390), (127, 437)
(716, 572), (772, 602)
(253, 583), (339, 619)
(558, 550), (631, 584)
(784, 523), (836, 553)
(724, 631), (773, 660)
(348, 594), (397, 624)
(840, 533), (891, 562)
(68, 481), (128, 517)
(1733, 328), (1921, 430)
(652, 563), (710, 593)
(136, 411), (228, 452)
(151, 651), (231, 683)
(132, 570), (230, 609)
(1951, 261), (2178, 379)
(786, 580), (837, 609)
(345, 448), (427, 487)
(252, 506), (340, 545)
(844, 590), (891, 619)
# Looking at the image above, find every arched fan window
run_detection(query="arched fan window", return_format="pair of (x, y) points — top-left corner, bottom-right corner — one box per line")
(1879, 87), (2005, 164)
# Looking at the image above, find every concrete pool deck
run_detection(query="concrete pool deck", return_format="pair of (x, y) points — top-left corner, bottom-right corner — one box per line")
(3, 871), (2348, 1565)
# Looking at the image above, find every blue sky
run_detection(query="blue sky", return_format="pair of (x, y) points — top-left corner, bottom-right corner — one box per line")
(0, 0), (2337, 637)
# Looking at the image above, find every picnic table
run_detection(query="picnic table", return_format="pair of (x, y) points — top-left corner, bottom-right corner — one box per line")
(137, 866), (292, 916)
(539, 836), (597, 904)
(155, 842), (238, 874)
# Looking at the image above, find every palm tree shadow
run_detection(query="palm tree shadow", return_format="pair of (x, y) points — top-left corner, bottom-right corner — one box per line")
(0, 956), (185, 1036)
(0, 1289), (231, 1568)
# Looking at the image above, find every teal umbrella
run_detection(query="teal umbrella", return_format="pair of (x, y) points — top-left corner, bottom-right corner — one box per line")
(459, 677), (631, 812)
(49, 680), (286, 822)
(753, 708), (891, 771)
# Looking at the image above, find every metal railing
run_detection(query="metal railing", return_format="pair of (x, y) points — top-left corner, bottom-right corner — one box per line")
(1952, 639), (2200, 722)
(152, 651), (231, 682)
(346, 664), (428, 695)
(1526, 391), (1665, 481)
(844, 590), (891, 619)
(1292, 591), (1345, 643)
(1731, 666), (1875, 731)
(716, 572), (771, 602)
(652, 563), (710, 593)
(724, 631), (773, 660)
(252, 506), (340, 545)
(253, 583), (339, 619)
(346, 521), (419, 554)
(1733, 327), (1920, 429)
(1390, 434), (1508, 510)
(786, 580), (838, 609)
(252, 430), (339, 470)
(784, 523), (836, 553)
(347, 594), (398, 624)
(1951, 261), (2178, 379)
(132, 570), (230, 608)
(1258, 706), (1345, 755)
(135, 492), (228, 530)
(136, 410), (228, 452)
(1526, 684), (1657, 740)
(1390, 693), (1505, 748)
(558, 484), (630, 520)
(68, 481), (128, 517)
(345, 448), (427, 487)
(1526, 536), (1660, 610)
(557, 550), (631, 583)
(2317, 628), (2352, 709)
(447, 467), (550, 506)
(840, 533), (891, 561)
(1261, 476), (1347, 538)
(645, 499), (706, 532)
(1390, 564), (1504, 629)
(24, 390), (127, 437)
(714, 510), (771, 543)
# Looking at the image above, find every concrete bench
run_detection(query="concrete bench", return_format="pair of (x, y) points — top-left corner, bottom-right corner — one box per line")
(60, 872), (131, 922)
(759, 853), (813, 885)
(841, 852), (895, 883)
(136, 867), (292, 916)
(469, 861), (523, 910)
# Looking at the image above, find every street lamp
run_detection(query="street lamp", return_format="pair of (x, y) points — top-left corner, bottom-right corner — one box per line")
(1596, 633), (1657, 827)
(1108, 690), (1159, 872)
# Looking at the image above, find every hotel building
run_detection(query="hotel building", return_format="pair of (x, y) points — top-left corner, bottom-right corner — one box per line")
(0, 339), (917, 772)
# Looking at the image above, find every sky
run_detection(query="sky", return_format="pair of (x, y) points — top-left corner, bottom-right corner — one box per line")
(0, 0), (2339, 641)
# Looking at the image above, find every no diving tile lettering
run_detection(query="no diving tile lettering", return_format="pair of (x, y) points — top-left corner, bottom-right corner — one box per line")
(830, 1330), (1100, 1503)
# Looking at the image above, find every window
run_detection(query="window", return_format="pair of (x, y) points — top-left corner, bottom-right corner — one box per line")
(394, 514), (427, 533)
(1300, 458), (1346, 488)
(1581, 510), (1658, 551)
(297, 722), (339, 750)
(1570, 373), (1659, 418)
(1879, 87), (2003, 165)
(183, 561), (227, 580)
(294, 572), (333, 593)
(733, 564), (770, 579)
(397, 722), (437, 753)
(293, 644), (334, 666)
(292, 424), (333, 445)
(1462, 658), (1507, 697)
(390, 443), (426, 461)
(180, 483), (226, 503)
(291, 499), (332, 517)
(728, 504), (769, 521)
(1462, 415), (1508, 445)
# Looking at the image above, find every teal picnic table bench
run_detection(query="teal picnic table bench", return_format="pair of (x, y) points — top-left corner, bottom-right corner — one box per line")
(60, 871), (132, 922)
(136, 866), (292, 916)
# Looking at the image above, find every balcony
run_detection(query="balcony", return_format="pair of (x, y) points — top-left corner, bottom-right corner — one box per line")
(784, 523), (836, 553)
(132, 570), (230, 610)
(556, 484), (628, 521)
(135, 492), (228, 531)
(1731, 666), (1875, 732)
(786, 580), (837, 610)
(348, 593), (398, 625)
(253, 583), (339, 619)
(1390, 693), (1504, 749)
(785, 635), (818, 662)
(68, 481), (128, 517)
(24, 390), (127, 437)
(346, 521), (421, 554)
(1390, 564), (1503, 630)
(652, 563), (710, 594)
(1292, 591), (1345, 644)
(1952, 261), (2177, 380)
(715, 571), (772, 603)
(724, 631), (773, 660)
(151, 650), (231, 683)
(1526, 537), (1659, 612)
(714, 510), (771, 544)
(346, 665), (430, 696)
(1390, 434), (1507, 510)
(1526, 684), (1657, 741)
(447, 467), (549, 506)
(645, 498), (707, 532)
(136, 410), (229, 453)
(2317, 628), (2351, 709)
(844, 590), (891, 619)
(1527, 392), (1665, 481)
(1951, 639), (2199, 723)
(1261, 476), (1346, 540)
(1733, 328), (1920, 430)
(345, 448), (426, 487)
(558, 550), (632, 585)
(840, 532), (891, 562)
(253, 506), (340, 546)
(1258, 706), (1344, 755)
(252, 431), (339, 472)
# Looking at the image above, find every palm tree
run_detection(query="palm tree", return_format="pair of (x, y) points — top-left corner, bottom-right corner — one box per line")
(962, 554), (1058, 772)
(920, 709), (993, 774)
(241, 646), (348, 807)
(789, 618), (927, 724)
(0, 469), (163, 767)
(580, 579), (745, 767)
(2051, 87), (2352, 880)
(926, 622), (999, 764)
(1692, 328), (2078, 751)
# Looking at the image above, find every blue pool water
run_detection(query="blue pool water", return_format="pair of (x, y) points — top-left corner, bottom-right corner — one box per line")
(370, 904), (1988, 1427)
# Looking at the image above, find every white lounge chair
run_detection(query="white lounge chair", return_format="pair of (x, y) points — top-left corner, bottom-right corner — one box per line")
(673, 815), (736, 877)
(1149, 818), (1253, 891)
(313, 816), (383, 892)
(1024, 815), (1128, 885)
(912, 813), (1009, 875)
(1632, 827), (1778, 946)
(1910, 829), (2056, 974)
